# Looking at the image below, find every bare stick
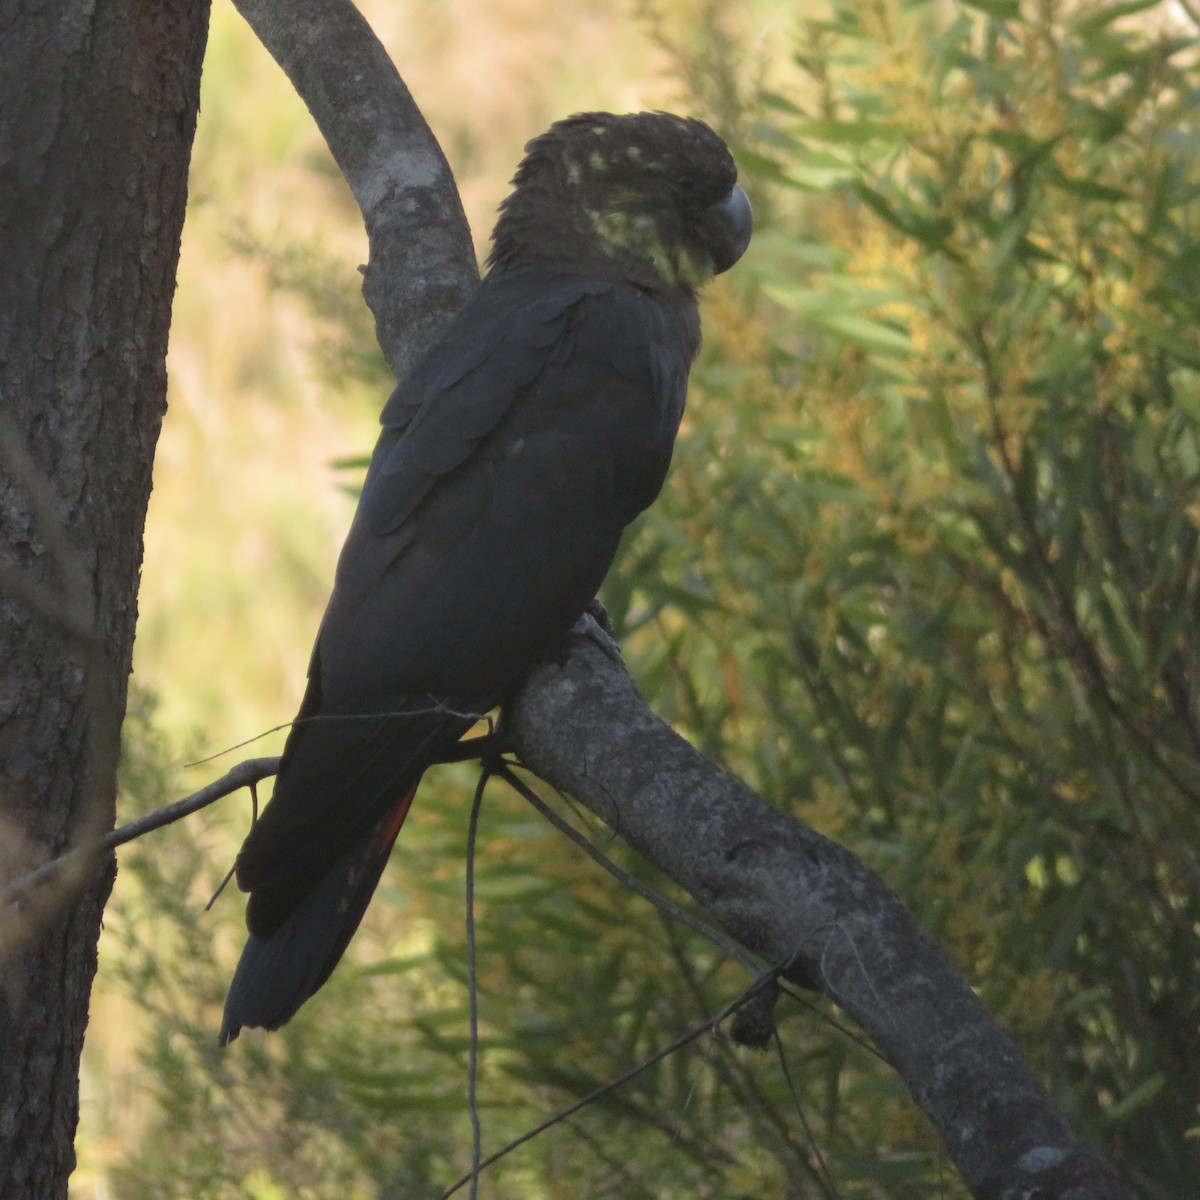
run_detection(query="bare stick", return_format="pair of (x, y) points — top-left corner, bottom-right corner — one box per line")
(437, 970), (781, 1199)
(1, 757), (280, 909)
(464, 765), (493, 1200)
(497, 761), (761, 976)
(504, 758), (885, 1071)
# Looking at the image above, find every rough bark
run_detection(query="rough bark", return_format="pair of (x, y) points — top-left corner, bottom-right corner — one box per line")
(509, 633), (1135, 1200)
(231, 0), (477, 384)
(225, 1), (1136, 1197)
(0, 2), (210, 1196)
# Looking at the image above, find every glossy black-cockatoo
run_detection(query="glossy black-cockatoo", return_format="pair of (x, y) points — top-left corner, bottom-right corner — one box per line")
(220, 111), (751, 1043)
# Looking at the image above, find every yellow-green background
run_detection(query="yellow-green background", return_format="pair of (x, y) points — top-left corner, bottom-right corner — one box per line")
(72, 2), (1200, 1196)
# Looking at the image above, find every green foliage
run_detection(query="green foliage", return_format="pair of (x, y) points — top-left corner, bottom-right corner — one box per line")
(95, 2), (1199, 1198)
(611, 1), (1200, 1194)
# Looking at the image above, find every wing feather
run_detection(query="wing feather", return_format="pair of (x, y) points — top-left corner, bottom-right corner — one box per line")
(234, 271), (700, 940)
(364, 276), (610, 536)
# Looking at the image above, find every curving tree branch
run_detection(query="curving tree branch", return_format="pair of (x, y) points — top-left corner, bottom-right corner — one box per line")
(510, 630), (1133, 1200)
(223, 1), (1135, 1197)
(231, 0), (476, 383)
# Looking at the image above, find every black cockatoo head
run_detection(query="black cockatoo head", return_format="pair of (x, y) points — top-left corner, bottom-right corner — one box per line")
(488, 111), (752, 290)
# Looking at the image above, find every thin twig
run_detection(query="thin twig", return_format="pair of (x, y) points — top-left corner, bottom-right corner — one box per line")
(464, 763), (494, 1200)
(658, 913), (820, 1184)
(3, 732), (509, 912)
(184, 709), (498, 769)
(206, 776), (263, 910)
(773, 980), (886, 1064)
(496, 762), (761, 976)
(502, 759), (889, 1067)
(0, 756), (281, 907)
(437, 968), (783, 1199)
(771, 1026), (839, 1200)
(185, 724), (298, 767)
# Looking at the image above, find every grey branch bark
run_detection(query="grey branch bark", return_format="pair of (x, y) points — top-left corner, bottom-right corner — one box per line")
(231, 2), (1134, 1197)
(510, 632), (1133, 1200)
(231, 0), (477, 383)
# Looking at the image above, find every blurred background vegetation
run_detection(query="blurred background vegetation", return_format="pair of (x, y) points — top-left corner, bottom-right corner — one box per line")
(73, 0), (1199, 1197)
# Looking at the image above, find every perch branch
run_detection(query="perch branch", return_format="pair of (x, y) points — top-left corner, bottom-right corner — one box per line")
(508, 623), (1135, 1200)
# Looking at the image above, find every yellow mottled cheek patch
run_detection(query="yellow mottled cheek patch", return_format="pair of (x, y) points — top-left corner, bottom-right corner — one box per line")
(669, 247), (712, 290)
(588, 207), (714, 289)
(587, 208), (631, 249)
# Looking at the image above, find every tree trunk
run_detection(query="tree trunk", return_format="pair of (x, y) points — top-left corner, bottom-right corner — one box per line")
(0, 2), (210, 1196)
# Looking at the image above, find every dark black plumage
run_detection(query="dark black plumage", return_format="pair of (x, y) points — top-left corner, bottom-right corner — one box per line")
(220, 111), (751, 1043)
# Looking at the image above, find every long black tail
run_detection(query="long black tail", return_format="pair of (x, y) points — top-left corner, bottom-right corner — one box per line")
(219, 783), (417, 1044)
